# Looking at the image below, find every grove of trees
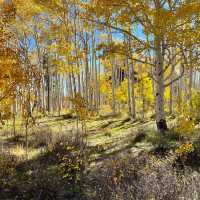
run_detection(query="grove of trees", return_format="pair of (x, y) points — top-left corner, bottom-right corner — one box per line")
(2, 1), (200, 199)
(1, 0), (200, 132)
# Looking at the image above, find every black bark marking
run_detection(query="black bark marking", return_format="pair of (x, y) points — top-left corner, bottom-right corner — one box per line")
(156, 119), (168, 132)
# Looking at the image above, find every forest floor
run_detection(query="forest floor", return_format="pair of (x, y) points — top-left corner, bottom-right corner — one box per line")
(0, 112), (158, 161)
(0, 109), (179, 161)
(1, 112), (200, 199)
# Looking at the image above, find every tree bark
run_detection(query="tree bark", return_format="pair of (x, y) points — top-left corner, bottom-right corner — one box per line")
(154, 35), (168, 132)
(188, 52), (193, 113)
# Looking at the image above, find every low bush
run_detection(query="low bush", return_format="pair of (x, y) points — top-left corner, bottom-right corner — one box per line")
(87, 152), (200, 200)
(54, 134), (88, 198)
(145, 131), (166, 146)
(0, 131), (89, 200)
(172, 116), (196, 137)
(174, 137), (200, 169)
(0, 153), (19, 196)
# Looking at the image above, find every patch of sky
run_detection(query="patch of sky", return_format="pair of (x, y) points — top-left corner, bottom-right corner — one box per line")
(28, 36), (36, 52)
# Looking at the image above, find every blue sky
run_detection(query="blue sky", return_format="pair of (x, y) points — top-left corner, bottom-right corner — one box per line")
(28, 22), (146, 56)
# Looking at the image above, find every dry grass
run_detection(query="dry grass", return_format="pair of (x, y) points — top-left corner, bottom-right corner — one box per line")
(10, 144), (26, 158)
(86, 152), (200, 200)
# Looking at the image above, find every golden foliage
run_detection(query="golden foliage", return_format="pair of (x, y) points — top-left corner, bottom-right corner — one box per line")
(70, 93), (87, 120)
(175, 116), (195, 135)
(175, 142), (194, 156)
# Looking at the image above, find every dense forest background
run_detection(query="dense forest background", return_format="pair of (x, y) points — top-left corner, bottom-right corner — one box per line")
(1, 0), (200, 199)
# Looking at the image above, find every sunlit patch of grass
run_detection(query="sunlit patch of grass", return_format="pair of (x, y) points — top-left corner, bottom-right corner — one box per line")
(10, 144), (26, 157)
(10, 145), (45, 160)
(28, 148), (43, 159)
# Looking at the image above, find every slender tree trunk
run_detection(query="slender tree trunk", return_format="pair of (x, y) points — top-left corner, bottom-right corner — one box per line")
(68, 74), (73, 109)
(72, 70), (77, 97)
(138, 64), (145, 121)
(112, 62), (116, 115)
(46, 70), (50, 114)
(98, 59), (101, 109)
(127, 59), (132, 116)
(169, 82), (173, 114)
(84, 33), (89, 107)
(169, 48), (176, 115)
(108, 30), (116, 115)
(154, 36), (168, 132)
(130, 61), (136, 119)
(94, 47), (99, 112)
(188, 52), (193, 113)
(125, 34), (132, 117)
(127, 35), (136, 119)
(177, 78), (183, 113)
(12, 102), (16, 137)
(25, 117), (29, 160)
(57, 74), (61, 116)
(42, 77), (46, 114)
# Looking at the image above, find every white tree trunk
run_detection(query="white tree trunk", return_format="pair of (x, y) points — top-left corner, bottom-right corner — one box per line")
(155, 36), (167, 131)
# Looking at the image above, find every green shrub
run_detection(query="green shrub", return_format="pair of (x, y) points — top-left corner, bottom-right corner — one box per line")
(145, 131), (163, 146)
